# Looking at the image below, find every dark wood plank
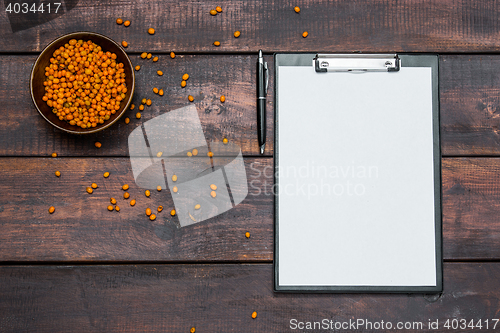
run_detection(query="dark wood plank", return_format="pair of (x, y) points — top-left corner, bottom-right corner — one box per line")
(0, 157), (273, 262)
(440, 55), (500, 155)
(0, 157), (499, 261)
(4, 54), (500, 157)
(0, 54), (274, 157)
(442, 158), (500, 259)
(0, 263), (498, 332)
(2, 0), (500, 52)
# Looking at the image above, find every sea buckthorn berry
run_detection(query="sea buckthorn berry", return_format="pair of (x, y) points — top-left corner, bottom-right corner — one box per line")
(245, 232), (250, 238)
(130, 104), (135, 110)
(122, 184), (129, 191)
(192, 149), (198, 156)
(251, 311), (257, 319)
(158, 206), (163, 212)
(141, 98), (147, 104)
(190, 328), (196, 333)
(159, 89), (164, 96)
(130, 199), (136, 206)
(187, 152), (192, 157)
(170, 52), (175, 58)
(147, 53), (152, 59)
(294, 6), (300, 13)
(107, 205), (113, 211)
(115, 206), (120, 212)
(195, 204), (201, 210)
(141, 52), (147, 59)
(210, 9), (217, 15)
(223, 137), (228, 144)
(216, 6), (222, 12)
(150, 214), (156, 221)
(125, 117), (130, 124)
(121, 41), (128, 48)
(170, 209), (176, 216)
(157, 152), (163, 157)
(55, 171), (61, 177)
(124, 192), (130, 199)
(124, 20), (130, 27)
(136, 112), (141, 119)
(91, 183), (98, 189)
(172, 175), (178, 182)
(157, 70), (163, 76)
(210, 184), (217, 190)
(220, 95), (226, 103)
(153, 87), (159, 94)
(139, 105), (144, 111)
(49, 206), (55, 214)
(145, 190), (151, 197)
(86, 187), (93, 194)
(146, 208), (152, 216)
(146, 99), (152, 106)
(302, 31), (308, 38)
(116, 18), (123, 24)
(214, 41), (220, 46)
(95, 142), (102, 148)
(103, 172), (110, 178)
(211, 191), (217, 198)
(148, 28), (155, 35)
(188, 95), (194, 102)
(181, 80), (186, 88)
(153, 56), (158, 62)
(157, 186), (162, 191)
(207, 152), (213, 157)
(110, 198), (117, 205)
(234, 31), (241, 38)
(172, 186), (178, 193)
(182, 73), (189, 80)
(135, 65), (140, 71)
(51, 152), (57, 158)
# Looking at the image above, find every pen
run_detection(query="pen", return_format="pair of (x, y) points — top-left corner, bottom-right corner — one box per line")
(257, 49), (268, 155)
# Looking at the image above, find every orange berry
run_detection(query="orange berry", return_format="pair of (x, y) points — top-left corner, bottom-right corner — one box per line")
(124, 20), (130, 27)
(95, 141), (102, 148)
(234, 31), (241, 38)
(216, 6), (222, 12)
(157, 70), (163, 76)
(116, 18), (123, 25)
(170, 52), (175, 59)
(213, 41), (220, 47)
(210, 9), (217, 15)
(170, 209), (176, 216)
(294, 6), (300, 13)
(150, 214), (156, 221)
(148, 28), (155, 35)
(302, 31), (308, 38)
(181, 80), (186, 88)
(182, 73), (189, 81)
(146, 208), (152, 216)
(121, 41), (128, 48)
(220, 95), (226, 103)
(188, 95), (194, 102)
(135, 65), (140, 71)
(48, 206), (55, 214)
(107, 205), (113, 211)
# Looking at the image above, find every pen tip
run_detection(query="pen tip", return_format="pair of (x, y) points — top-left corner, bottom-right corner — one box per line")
(260, 144), (265, 155)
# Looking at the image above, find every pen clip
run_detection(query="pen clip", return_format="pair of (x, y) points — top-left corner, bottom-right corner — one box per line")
(264, 62), (269, 94)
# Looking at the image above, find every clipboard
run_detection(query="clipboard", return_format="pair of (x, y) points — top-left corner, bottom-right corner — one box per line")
(273, 53), (442, 293)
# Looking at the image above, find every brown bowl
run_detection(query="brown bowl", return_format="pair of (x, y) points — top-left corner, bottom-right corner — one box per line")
(30, 32), (135, 134)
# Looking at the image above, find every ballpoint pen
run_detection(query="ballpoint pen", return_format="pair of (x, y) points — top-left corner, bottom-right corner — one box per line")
(257, 49), (268, 155)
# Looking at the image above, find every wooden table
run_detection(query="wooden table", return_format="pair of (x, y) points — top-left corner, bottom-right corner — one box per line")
(1, 1), (500, 331)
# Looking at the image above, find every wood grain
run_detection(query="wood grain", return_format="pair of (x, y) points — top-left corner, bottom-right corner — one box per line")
(0, 157), (499, 261)
(4, 54), (500, 157)
(1, 0), (500, 53)
(0, 54), (274, 157)
(440, 56), (500, 155)
(0, 263), (499, 332)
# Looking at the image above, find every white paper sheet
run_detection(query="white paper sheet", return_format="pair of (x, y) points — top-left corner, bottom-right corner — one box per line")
(277, 66), (437, 287)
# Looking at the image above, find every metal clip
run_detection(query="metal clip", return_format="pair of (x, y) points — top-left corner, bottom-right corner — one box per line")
(264, 62), (269, 94)
(313, 54), (400, 72)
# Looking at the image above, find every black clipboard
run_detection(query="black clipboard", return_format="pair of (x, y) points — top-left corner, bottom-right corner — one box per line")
(273, 53), (442, 293)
